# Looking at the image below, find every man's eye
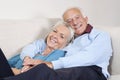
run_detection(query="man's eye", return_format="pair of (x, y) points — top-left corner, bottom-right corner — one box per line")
(66, 19), (72, 23)
(75, 16), (79, 19)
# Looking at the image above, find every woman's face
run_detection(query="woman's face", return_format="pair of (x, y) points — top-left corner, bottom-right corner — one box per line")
(47, 25), (70, 50)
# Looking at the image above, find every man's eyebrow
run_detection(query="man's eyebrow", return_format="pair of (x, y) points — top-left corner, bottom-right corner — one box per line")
(66, 15), (81, 20)
(65, 18), (72, 22)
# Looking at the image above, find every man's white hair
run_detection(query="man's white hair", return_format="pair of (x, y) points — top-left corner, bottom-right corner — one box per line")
(62, 7), (87, 19)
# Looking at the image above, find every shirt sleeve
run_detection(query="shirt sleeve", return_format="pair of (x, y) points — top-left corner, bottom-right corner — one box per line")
(20, 39), (45, 60)
(52, 32), (112, 69)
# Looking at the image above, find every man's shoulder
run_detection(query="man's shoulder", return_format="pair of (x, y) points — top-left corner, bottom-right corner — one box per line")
(88, 28), (111, 40)
(91, 28), (110, 36)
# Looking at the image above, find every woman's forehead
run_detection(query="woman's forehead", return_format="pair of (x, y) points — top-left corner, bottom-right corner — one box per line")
(55, 25), (70, 34)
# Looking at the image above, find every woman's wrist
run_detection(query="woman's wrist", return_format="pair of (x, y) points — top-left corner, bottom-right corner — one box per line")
(23, 56), (31, 61)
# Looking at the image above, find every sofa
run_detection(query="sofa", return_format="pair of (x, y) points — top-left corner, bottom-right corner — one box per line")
(0, 18), (120, 80)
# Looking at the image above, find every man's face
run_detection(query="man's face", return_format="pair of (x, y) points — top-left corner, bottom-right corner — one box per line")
(63, 8), (88, 36)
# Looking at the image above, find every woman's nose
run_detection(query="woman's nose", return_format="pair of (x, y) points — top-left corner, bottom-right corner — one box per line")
(53, 33), (58, 38)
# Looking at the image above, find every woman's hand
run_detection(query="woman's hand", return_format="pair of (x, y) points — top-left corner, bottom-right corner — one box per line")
(23, 56), (31, 62)
(12, 68), (21, 75)
(23, 58), (44, 66)
(21, 65), (32, 73)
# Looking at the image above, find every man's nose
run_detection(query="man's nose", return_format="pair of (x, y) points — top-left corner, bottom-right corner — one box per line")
(72, 20), (77, 26)
(72, 19), (77, 25)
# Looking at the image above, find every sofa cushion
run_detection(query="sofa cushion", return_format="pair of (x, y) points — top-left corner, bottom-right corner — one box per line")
(109, 74), (120, 80)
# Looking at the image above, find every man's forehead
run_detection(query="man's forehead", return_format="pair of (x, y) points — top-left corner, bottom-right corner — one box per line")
(66, 14), (80, 19)
(64, 9), (82, 19)
(65, 8), (81, 15)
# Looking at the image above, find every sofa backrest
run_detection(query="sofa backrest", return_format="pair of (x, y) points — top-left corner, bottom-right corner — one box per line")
(94, 25), (120, 75)
(0, 18), (59, 59)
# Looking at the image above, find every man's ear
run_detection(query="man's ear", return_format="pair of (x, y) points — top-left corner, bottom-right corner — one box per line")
(85, 16), (88, 23)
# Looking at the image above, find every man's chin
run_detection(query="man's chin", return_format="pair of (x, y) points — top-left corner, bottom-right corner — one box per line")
(75, 31), (83, 36)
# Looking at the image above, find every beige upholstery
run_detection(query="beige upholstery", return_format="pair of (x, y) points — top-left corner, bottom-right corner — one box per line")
(0, 18), (120, 80)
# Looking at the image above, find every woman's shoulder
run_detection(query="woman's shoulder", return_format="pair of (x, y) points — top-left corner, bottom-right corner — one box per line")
(34, 39), (46, 45)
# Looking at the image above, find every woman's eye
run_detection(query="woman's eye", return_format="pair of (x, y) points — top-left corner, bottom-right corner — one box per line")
(53, 29), (57, 33)
(60, 35), (65, 39)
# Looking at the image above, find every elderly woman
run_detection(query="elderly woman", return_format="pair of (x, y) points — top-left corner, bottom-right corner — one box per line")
(7, 21), (74, 75)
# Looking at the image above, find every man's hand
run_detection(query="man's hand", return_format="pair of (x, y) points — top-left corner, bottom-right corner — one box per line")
(44, 62), (53, 69)
(23, 56), (54, 69)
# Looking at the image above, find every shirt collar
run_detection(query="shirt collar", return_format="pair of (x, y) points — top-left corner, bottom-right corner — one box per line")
(83, 24), (93, 34)
(75, 24), (93, 38)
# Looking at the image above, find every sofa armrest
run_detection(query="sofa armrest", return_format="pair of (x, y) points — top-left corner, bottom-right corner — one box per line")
(108, 74), (120, 80)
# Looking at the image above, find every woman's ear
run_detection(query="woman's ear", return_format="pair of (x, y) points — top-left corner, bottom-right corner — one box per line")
(45, 35), (48, 43)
